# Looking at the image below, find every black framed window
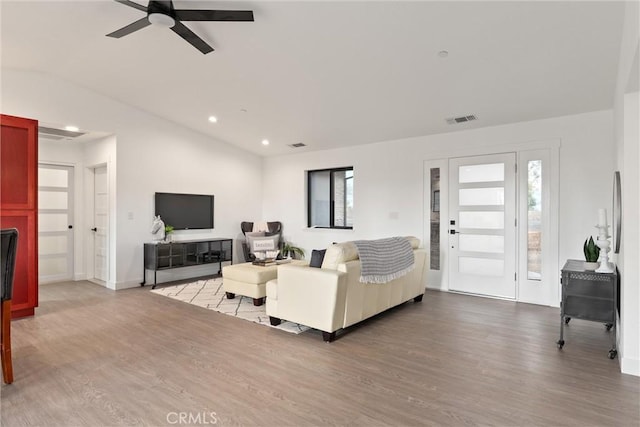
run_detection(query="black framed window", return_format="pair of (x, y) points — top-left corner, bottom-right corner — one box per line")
(307, 167), (353, 229)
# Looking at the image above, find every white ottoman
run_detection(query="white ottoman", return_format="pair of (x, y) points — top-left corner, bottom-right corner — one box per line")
(222, 260), (305, 306)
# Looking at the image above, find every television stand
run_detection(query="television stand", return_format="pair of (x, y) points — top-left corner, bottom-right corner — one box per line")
(141, 238), (233, 288)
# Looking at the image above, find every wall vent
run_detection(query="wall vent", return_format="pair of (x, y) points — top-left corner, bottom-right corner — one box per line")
(38, 126), (86, 141)
(289, 142), (307, 148)
(446, 115), (477, 125)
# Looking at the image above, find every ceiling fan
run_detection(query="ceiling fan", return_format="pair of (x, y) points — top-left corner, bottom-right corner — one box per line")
(106, 0), (254, 54)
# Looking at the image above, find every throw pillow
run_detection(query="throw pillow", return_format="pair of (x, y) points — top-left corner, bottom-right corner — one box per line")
(309, 249), (326, 268)
(245, 231), (266, 258)
(321, 241), (359, 270)
(250, 233), (280, 254)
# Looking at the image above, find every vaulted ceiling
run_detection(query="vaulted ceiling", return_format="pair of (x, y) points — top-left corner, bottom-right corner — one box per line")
(1, 1), (626, 156)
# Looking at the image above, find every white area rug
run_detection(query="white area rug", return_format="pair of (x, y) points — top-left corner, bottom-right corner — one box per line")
(150, 277), (310, 334)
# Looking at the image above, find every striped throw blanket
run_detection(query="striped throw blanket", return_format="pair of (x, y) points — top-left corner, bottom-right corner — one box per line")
(353, 237), (415, 284)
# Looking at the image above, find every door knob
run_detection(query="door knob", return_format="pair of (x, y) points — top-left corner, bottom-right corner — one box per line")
(91, 227), (97, 232)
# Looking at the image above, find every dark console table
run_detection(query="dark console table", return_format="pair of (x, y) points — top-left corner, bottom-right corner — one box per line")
(557, 259), (619, 359)
(142, 238), (233, 289)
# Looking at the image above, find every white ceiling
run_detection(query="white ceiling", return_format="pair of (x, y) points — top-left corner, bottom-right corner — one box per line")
(1, 1), (626, 156)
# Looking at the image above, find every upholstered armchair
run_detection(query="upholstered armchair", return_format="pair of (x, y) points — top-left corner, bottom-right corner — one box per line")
(240, 221), (283, 262)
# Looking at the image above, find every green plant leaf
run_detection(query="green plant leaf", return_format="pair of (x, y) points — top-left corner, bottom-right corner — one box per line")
(583, 236), (600, 262)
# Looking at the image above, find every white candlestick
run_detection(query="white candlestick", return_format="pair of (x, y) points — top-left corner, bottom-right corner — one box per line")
(598, 208), (607, 227)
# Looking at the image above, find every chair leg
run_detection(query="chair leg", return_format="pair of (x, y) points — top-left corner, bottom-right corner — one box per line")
(1, 299), (13, 384)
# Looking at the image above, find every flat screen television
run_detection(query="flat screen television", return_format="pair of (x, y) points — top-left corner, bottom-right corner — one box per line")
(155, 192), (214, 230)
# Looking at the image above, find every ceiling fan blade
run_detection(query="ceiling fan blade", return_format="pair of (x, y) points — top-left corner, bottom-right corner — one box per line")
(174, 10), (254, 22)
(106, 17), (151, 38)
(171, 21), (214, 54)
(114, 0), (148, 13)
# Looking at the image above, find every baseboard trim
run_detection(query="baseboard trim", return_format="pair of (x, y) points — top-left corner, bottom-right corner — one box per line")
(74, 273), (87, 281)
(621, 356), (640, 377)
(116, 280), (143, 290)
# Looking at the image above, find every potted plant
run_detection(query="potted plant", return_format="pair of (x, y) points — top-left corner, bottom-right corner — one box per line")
(583, 236), (600, 270)
(164, 225), (174, 242)
(282, 242), (305, 260)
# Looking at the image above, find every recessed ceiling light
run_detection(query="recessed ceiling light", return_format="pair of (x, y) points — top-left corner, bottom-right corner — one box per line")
(438, 50), (449, 58)
(261, 139), (270, 146)
(208, 116), (218, 123)
(65, 125), (79, 132)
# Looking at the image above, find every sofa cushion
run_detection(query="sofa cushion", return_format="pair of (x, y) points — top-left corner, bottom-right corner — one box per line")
(309, 249), (327, 268)
(321, 242), (359, 270)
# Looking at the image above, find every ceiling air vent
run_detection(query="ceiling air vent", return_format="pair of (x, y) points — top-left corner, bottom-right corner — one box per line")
(289, 143), (307, 148)
(446, 115), (477, 125)
(38, 126), (86, 141)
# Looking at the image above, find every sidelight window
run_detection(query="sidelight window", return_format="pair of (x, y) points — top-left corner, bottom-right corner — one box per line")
(527, 160), (542, 280)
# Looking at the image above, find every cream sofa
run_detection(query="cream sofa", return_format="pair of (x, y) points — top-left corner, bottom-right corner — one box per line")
(266, 237), (427, 342)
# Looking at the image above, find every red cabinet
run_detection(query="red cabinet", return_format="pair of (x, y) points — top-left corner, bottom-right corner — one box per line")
(1, 114), (38, 318)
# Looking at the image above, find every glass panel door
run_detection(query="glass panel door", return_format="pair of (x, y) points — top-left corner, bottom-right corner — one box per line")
(448, 153), (517, 299)
(38, 164), (74, 283)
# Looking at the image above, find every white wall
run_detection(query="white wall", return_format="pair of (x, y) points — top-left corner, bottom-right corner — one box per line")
(620, 91), (639, 376)
(613, 0), (640, 377)
(263, 110), (614, 271)
(111, 108), (263, 287)
(3, 69), (263, 289)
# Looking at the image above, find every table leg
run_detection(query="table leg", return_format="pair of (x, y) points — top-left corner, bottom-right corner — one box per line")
(557, 302), (565, 349)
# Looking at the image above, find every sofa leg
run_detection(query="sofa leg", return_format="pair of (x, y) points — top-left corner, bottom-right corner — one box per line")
(269, 316), (282, 326)
(225, 292), (235, 299)
(322, 331), (336, 343)
(414, 294), (424, 302)
(253, 297), (264, 306)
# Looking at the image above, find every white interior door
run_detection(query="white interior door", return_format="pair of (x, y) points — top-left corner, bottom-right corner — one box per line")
(448, 153), (517, 299)
(92, 166), (108, 282)
(38, 164), (74, 283)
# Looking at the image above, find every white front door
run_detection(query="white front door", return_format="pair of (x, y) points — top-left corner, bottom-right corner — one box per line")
(38, 164), (74, 283)
(448, 153), (517, 299)
(92, 166), (108, 283)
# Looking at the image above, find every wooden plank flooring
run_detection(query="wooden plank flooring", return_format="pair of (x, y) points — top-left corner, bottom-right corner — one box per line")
(1, 281), (638, 426)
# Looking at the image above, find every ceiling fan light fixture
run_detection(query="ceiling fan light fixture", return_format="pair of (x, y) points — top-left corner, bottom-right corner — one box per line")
(148, 13), (175, 28)
(107, 0), (254, 54)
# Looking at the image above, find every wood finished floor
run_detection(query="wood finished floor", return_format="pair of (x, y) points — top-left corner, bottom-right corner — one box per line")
(1, 281), (638, 427)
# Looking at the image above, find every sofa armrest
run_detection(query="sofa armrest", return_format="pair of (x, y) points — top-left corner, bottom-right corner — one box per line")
(268, 264), (348, 333)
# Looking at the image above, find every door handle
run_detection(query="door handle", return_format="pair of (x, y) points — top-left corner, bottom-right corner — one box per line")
(91, 227), (97, 232)
(68, 225), (73, 229)
(450, 230), (459, 235)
